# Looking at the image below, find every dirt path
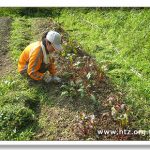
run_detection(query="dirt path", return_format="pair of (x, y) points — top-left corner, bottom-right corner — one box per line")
(0, 17), (12, 77)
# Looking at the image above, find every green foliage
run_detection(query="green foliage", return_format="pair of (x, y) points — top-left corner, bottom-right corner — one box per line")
(10, 17), (32, 61)
(0, 104), (35, 140)
(0, 75), (40, 140)
(0, 17), (40, 140)
(60, 80), (86, 99)
(0, 8), (62, 17)
(0, 8), (21, 17)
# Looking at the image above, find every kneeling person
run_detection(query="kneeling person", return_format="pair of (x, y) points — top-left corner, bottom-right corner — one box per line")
(18, 30), (62, 83)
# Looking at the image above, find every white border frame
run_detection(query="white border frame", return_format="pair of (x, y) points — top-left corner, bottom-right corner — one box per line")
(0, 0), (150, 7)
(0, 141), (150, 145)
(0, 0), (150, 146)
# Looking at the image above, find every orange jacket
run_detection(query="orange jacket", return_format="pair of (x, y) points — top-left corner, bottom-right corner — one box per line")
(18, 41), (57, 80)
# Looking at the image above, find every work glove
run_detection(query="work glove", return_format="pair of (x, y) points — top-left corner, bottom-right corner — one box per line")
(51, 76), (61, 83)
(43, 71), (52, 83)
(43, 75), (52, 83)
(44, 75), (61, 83)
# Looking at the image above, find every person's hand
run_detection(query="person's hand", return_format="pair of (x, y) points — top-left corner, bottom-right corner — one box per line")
(43, 73), (61, 83)
(51, 76), (61, 83)
(44, 76), (52, 83)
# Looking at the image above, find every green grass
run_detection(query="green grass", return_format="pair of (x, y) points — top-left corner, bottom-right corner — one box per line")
(0, 17), (38, 140)
(53, 8), (150, 130)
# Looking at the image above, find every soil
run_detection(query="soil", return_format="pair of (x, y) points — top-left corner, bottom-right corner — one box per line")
(0, 17), (13, 77)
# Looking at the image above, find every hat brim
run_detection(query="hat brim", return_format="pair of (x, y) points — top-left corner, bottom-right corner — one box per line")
(52, 44), (63, 51)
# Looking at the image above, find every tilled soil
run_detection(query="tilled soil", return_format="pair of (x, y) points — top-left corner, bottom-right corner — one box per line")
(0, 17), (12, 77)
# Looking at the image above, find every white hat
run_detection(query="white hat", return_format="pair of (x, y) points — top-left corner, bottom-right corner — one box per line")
(46, 31), (62, 51)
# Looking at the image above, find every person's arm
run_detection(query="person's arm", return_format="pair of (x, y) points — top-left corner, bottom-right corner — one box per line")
(27, 47), (44, 80)
(48, 57), (61, 83)
(49, 57), (57, 76)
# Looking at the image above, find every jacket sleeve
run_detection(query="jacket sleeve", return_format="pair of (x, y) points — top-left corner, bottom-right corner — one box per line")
(49, 57), (57, 76)
(27, 47), (44, 80)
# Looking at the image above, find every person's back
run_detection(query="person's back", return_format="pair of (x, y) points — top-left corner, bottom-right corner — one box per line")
(18, 41), (41, 74)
